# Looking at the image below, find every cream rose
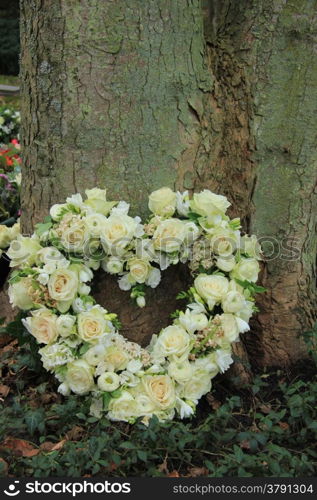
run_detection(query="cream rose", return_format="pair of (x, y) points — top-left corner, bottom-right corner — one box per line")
(153, 218), (186, 253)
(102, 214), (137, 253)
(194, 274), (229, 310)
(50, 203), (67, 221)
(102, 256), (124, 274)
(48, 268), (79, 304)
(154, 325), (191, 357)
(60, 219), (88, 252)
(97, 371), (120, 392)
(190, 190), (231, 216)
(178, 370), (212, 402)
(142, 375), (176, 410)
(127, 257), (151, 283)
(77, 308), (107, 342)
(178, 309), (209, 334)
(231, 258), (260, 283)
(108, 391), (138, 421)
(241, 234), (262, 259)
(23, 308), (58, 344)
(66, 360), (94, 395)
(8, 278), (34, 310)
(7, 235), (41, 267)
(103, 345), (129, 371)
(148, 187), (177, 216)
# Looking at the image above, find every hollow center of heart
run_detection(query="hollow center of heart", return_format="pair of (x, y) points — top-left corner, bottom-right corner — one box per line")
(91, 263), (192, 346)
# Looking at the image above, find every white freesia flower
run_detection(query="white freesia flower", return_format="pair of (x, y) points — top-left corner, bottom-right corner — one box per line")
(215, 349), (233, 373)
(168, 359), (193, 383)
(57, 382), (71, 396)
(216, 255), (236, 272)
(118, 273), (133, 291)
(176, 397), (194, 419)
(222, 291), (246, 314)
(50, 203), (67, 221)
(110, 200), (130, 216)
(178, 369), (212, 403)
(176, 190), (190, 217)
(146, 267), (161, 288)
(240, 234), (262, 259)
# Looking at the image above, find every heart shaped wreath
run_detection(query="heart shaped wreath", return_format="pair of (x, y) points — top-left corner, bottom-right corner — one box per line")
(7, 187), (262, 424)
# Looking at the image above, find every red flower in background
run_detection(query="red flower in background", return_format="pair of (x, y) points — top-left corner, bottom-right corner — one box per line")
(0, 139), (21, 170)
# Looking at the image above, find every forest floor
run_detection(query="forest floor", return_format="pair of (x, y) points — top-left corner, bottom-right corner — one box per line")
(0, 315), (316, 478)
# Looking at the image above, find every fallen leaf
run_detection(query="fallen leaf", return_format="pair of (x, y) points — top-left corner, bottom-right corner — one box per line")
(66, 425), (85, 441)
(259, 404), (271, 414)
(157, 456), (169, 474)
(39, 441), (55, 452)
(206, 393), (222, 410)
(0, 385), (10, 398)
(51, 439), (66, 451)
(278, 422), (290, 431)
(1, 437), (40, 457)
(167, 470), (180, 477)
(187, 466), (208, 477)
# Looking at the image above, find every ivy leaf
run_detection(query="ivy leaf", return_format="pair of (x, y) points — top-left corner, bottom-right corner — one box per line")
(25, 408), (45, 435)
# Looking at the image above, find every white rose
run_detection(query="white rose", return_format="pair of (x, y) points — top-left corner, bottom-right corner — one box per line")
(66, 359), (94, 395)
(126, 359), (143, 373)
(57, 382), (71, 396)
(48, 268), (79, 307)
(8, 278), (34, 310)
(103, 345), (129, 371)
(209, 227), (239, 256)
(154, 325), (191, 357)
(56, 314), (76, 337)
(153, 218), (186, 253)
(127, 257), (150, 283)
(7, 235), (41, 267)
(194, 274), (229, 310)
(102, 214), (137, 254)
(77, 308), (107, 342)
(102, 256), (124, 274)
(216, 255), (236, 272)
(142, 375), (176, 410)
(84, 213), (107, 237)
(237, 300), (254, 323)
(231, 258), (260, 283)
(97, 371), (120, 392)
(0, 225), (11, 248)
(222, 291), (246, 314)
(190, 190), (231, 216)
(168, 360), (193, 383)
(108, 391), (138, 422)
(178, 309), (208, 334)
(84, 188), (117, 215)
(10, 221), (20, 240)
(60, 219), (88, 252)
(178, 369), (212, 402)
(23, 308), (58, 344)
(148, 187), (177, 216)
(214, 349), (234, 373)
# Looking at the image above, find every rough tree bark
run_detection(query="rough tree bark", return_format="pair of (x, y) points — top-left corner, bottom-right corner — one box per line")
(19, 0), (316, 367)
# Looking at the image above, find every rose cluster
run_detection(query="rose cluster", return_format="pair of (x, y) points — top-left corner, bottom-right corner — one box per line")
(6, 187), (262, 424)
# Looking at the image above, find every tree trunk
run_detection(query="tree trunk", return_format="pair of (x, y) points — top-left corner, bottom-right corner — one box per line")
(19, 0), (316, 367)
